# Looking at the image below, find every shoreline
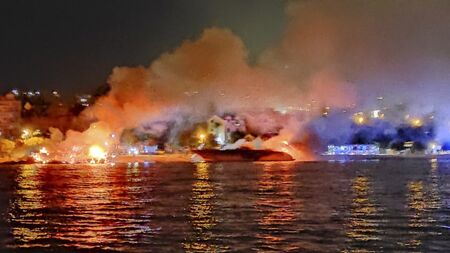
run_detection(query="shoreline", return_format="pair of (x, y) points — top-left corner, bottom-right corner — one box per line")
(320, 153), (450, 161)
(2, 153), (450, 165)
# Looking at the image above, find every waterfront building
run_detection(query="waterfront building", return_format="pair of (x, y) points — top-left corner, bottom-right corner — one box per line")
(0, 93), (21, 136)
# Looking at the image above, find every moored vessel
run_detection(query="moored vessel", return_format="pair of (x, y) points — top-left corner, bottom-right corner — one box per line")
(192, 148), (294, 162)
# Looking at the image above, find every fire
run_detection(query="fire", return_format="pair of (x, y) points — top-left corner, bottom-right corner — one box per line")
(198, 133), (206, 143)
(410, 118), (423, 128)
(39, 147), (48, 155)
(88, 145), (107, 163)
(29, 146), (50, 163)
(21, 129), (31, 139)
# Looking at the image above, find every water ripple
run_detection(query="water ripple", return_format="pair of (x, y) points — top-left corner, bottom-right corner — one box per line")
(0, 160), (449, 252)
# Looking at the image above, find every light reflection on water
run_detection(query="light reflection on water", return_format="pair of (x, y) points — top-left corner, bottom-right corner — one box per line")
(8, 164), (160, 251)
(401, 159), (443, 252)
(184, 162), (221, 252)
(255, 163), (299, 252)
(11, 165), (47, 248)
(346, 176), (381, 245)
(0, 159), (450, 252)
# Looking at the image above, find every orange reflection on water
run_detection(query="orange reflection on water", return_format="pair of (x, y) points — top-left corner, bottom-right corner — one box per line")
(255, 163), (298, 251)
(346, 176), (380, 243)
(405, 180), (426, 251)
(408, 181), (426, 215)
(53, 165), (121, 248)
(10, 164), (156, 250)
(10, 165), (49, 248)
(257, 164), (296, 226)
(428, 159), (441, 209)
(407, 162), (441, 229)
(184, 162), (221, 252)
(403, 160), (442, 252)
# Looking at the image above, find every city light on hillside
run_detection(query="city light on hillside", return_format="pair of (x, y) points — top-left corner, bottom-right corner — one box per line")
(410, 118), (423, 128)
(353, 113), (366, 125)
(371, 110), (384, 119)
(198, 133), (206, 143)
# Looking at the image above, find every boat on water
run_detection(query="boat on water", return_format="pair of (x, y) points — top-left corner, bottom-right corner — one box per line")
(192, 148), (294, 162)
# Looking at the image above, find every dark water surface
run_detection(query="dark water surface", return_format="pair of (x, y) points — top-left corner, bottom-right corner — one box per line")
(0, 160), (450, 252)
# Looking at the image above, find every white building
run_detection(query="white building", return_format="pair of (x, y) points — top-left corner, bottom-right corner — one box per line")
(207, 115), (226, 145)
(207, 115), (247, 145)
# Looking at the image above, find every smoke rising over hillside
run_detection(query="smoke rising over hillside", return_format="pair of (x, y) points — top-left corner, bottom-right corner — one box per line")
(66, 0), (450, 158)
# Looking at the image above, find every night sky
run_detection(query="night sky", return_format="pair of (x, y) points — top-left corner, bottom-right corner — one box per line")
(0, 0), (286, 95)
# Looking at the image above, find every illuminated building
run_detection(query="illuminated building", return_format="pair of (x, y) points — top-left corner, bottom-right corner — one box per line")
(370, 109), (384, 119)
(352, 112), (366, 125)
(409, 118), (423, 128)
(207, 115), (226, 145)
(0, 93), (21, 135)
(326, 144), (380, 155)
(207, 114), (247, 145)
(223, 115), (246, 133)
(75, 94), (92, 107)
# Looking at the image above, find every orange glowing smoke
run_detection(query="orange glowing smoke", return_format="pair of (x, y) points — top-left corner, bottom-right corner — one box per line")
(41, 2), (365, 161)
(88, 145), (107, 163)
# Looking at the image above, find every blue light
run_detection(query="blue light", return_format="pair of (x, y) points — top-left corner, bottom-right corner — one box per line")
(327, 144), (380, 155)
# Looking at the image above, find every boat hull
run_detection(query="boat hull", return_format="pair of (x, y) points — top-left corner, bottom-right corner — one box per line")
(192, 149), (294, 162)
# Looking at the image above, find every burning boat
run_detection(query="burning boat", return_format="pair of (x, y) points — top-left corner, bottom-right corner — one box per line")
(192, 147), (294, 162)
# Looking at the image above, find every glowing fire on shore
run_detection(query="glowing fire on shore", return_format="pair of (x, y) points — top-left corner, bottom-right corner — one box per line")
(88, 145), (107, 163)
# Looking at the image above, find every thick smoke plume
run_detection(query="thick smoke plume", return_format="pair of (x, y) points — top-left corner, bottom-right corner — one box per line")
(57, 0), (450, 160)
(68, 26), (354, 159)
(86, 26), (354, 121)
(279, 0), (450, 143)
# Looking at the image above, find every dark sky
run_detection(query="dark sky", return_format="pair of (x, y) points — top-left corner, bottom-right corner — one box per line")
(0, 0), (286, 95)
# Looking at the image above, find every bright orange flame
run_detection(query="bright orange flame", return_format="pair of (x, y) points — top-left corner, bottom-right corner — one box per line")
(198, 133), (206, 143)
(88, 145), (107, 162)
(39, 147), (48, 155)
